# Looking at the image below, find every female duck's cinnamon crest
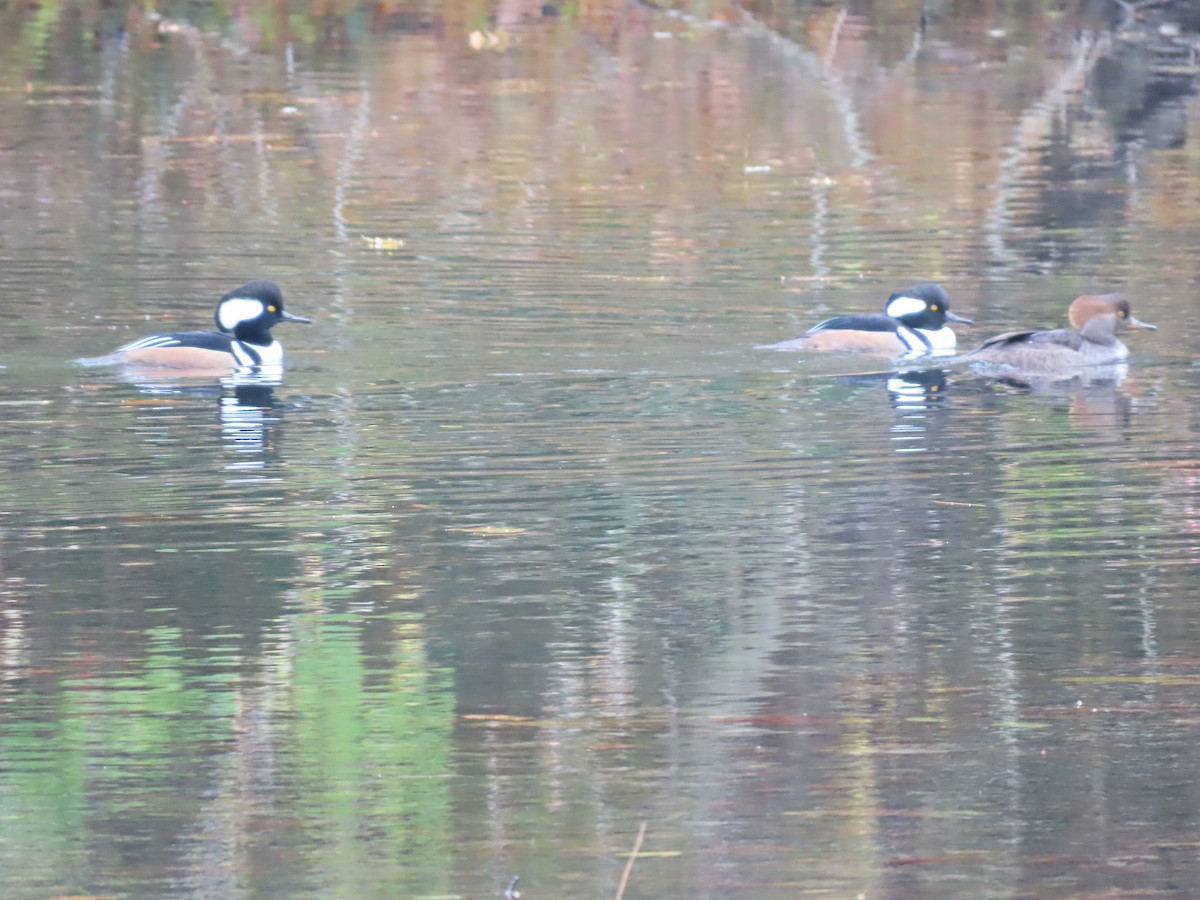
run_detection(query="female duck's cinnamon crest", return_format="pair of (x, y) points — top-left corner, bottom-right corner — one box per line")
(967, 293), (1155, 373)
(86, 280), (311, 374)
(759, 283), (972, 357)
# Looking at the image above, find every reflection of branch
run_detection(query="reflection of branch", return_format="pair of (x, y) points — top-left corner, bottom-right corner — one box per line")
(1115, 0), (1176, 26)
(904, 18), (924, 65)
(984, 32), (1111, 269)
(331, 81), (372, 250)
(810, 170), (831, 279)
(823, 8), (847, 73)
(736, 8), (871, 168)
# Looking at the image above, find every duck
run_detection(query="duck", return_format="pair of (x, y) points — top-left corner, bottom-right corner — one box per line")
(966, 293), (1155, 373)
(759, 283), (971, 356)
(94, 280), (310, 374)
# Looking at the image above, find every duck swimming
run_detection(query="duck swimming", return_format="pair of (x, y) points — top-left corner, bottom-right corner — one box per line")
(760, 283), (972, 356)
(966, 293), (1154, 374)
(87, 280), (310, 374)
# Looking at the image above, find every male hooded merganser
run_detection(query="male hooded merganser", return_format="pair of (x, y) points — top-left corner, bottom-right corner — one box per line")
(966, 293), (1155, 372)
(101, 279), (310, 373)
(760, 283), (972, 356)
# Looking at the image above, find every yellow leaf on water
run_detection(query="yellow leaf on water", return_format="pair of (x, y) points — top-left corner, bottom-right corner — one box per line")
(361, 235), (405, 250)
(468, 29), (509, 52)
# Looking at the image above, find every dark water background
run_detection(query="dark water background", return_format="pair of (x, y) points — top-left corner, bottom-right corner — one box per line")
(4, 1), (1200, 896)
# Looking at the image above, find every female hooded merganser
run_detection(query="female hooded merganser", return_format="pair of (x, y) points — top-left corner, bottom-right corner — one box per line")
(966, 293), (1155, 372)
(99, 279), (310, 373)
(760, 283), (972, 356)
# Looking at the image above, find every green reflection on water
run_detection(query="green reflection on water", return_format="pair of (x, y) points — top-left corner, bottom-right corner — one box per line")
(283, 609), (455, 892)
(0, 609), (455, 895)
(1, 0), (1199, 895)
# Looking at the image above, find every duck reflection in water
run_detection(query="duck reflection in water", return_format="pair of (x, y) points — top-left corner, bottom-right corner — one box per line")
(825, 368), (951, 453)
(831, 367), (950, 408)
(975, 364), (1141, 432)
(886, 368), (950, 410)
(221, 383), (279, 475)
(884, 370), (950, 454)
(961, 293), (1156, 430)
(111, 371), (283, 474)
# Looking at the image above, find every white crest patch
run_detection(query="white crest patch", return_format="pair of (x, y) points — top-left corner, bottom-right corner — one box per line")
(218, 297), (267, 331)
(885, 295), (928, 319)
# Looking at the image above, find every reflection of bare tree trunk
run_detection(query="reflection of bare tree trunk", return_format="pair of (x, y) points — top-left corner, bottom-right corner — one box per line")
(137, 24), (207, 215)
(731, 7), (876, 283)
(331, 82), (372, 256)
(984, 32), (1112, 270)
(822, 8), (848, 72)
(735, 8), (872, 169)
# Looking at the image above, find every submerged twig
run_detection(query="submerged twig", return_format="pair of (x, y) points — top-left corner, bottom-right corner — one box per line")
(614, 822), (647, 900)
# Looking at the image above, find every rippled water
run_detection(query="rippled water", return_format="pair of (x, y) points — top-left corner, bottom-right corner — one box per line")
(4, 2), (1200, 897)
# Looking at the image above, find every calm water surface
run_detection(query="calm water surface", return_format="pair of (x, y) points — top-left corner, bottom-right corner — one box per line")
(4, 2), (1200, 896)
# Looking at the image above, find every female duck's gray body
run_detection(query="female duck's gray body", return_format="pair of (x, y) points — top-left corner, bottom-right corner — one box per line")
(966, 294), (1155, 373)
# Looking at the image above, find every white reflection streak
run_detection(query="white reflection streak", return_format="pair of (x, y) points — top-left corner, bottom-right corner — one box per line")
(220, 397), (269, 477)
(331, 80), (373, 256)
(810, 171), (831, 279)
(0, 606), (29, 683)
(889, 425), (926, 453)
(982, 595), (1023, 854)
(253, 115), (279, 227)
(984, 33), (1111, 270)
(888, 377), (939, 453)
(1138, 568), (1158, 659)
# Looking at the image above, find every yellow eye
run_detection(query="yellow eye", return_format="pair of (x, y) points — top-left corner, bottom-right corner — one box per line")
(267, 305), (277, 313)
(930, 304), (939, 311)
(1118, 309), (1127, 318)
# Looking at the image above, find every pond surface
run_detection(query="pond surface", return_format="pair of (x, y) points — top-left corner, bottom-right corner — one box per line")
(4, 1), (1200, 896)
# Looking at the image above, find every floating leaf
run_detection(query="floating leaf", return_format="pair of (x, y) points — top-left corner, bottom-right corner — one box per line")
(360, 235), (406, 250)
(468, 28), (509, 52)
